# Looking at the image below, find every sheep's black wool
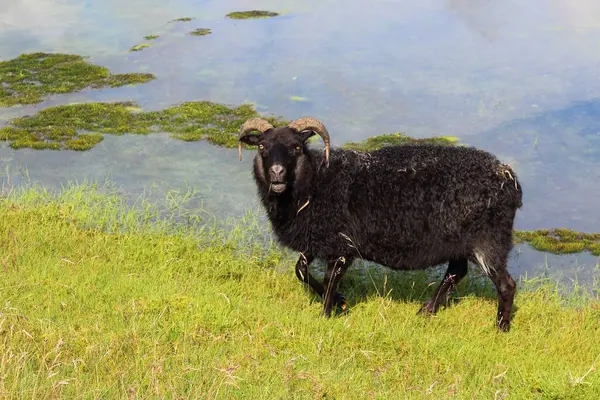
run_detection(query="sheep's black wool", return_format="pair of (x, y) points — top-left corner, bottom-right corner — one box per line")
(238, 118), (523, 331)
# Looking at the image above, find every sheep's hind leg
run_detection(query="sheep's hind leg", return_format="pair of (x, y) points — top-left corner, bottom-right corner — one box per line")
(321, 257), (351, 317)
(418, 258), (468, 315)
(487, 267), (516, 332)
(295, 254), (347, 310)
(473, 250), (516, 332)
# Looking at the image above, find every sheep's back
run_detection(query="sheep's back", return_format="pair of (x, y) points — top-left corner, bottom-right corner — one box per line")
(336, 144), (521, 267)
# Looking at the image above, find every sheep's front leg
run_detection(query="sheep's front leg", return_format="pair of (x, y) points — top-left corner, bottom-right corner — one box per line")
(418, 258), (468, 314)
(321, 257), (350, 317)
(295, 254), (347, 311)
(295, 253), (325, 296)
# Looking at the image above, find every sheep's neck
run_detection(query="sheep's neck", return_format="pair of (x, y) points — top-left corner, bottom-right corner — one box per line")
(265, 188), (311, 224)
(260, 188), (312, 252)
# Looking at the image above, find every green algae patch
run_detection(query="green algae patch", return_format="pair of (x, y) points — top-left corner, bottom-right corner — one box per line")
(3, 104), (467, 153)
(65, 133), (104, 151)
(105, 72), (155, 86)
(3, 101), (286, 151)
(12, 140), (61, 150)
(144, 35), (160, 40)
(0, 126), (29, 141)
(226, 10), (279, 19)
(129, 43), (151, 52)
(0, 53), (155, 107)
(343, 132), (460, 152)
(150, 102), (286, 147)
(170, 17), (194, 23)
(290, 96), (308, 102)
(514, 228), (600, 256)
(189, 28), (212, 36)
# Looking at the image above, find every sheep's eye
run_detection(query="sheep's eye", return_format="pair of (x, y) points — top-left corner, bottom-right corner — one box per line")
(295, 146), (301, 151)
(258, 144), (264, 150)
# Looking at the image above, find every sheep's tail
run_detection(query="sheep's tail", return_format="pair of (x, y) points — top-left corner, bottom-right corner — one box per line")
(496, 163), (523, 209)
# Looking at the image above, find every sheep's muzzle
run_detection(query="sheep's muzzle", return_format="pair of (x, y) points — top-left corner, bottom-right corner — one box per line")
(270, 182), (286, 193)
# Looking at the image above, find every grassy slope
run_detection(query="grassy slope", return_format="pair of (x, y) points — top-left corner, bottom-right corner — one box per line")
(0, 183), (598, 399)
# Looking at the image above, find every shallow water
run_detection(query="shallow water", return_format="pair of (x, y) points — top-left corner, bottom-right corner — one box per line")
(1, 0), (599, 284)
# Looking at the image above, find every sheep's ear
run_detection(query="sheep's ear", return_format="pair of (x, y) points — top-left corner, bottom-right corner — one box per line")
(298, 129), (316, 143)
(239, 134), (261, 146)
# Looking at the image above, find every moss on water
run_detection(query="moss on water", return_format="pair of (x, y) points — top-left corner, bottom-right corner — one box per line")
(343, 132), (460, 152)
(170, 17), (194, 23)
(514, 229), (600, 256)
(144, 35), (160, 40)
(226, 10), (279, 19)
(2, 101), (286, 151)
(290, 96), (308, 102)
(0, 53), (155, 107)
(105, 73), (155, 86)
(129, 44), (151, 52)
(0, 102), (470, 154)
(150, 102), (286, 147)
(65, 133), (104, 151)
(189, 28), (212, 36)
(0, 126), (29, 141)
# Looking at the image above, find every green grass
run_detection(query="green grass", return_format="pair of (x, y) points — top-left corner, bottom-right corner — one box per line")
(0, 181), (598, 398)
(226, 10), (279, 20)
(0, 53), (155, 107)
(143, 35), (160, 40)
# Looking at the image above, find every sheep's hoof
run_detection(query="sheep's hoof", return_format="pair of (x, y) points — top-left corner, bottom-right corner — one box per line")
(417, 300), (438, 315)
(321, 293), (348, 317)
(334, 292), (348, 311)
(497, 316), (511, 332)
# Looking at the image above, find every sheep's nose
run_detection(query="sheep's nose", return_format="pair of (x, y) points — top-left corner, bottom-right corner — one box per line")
(269, 165), (286, 181)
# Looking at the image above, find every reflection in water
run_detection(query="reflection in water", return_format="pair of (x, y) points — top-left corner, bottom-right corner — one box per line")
(1, 0), (600, 284)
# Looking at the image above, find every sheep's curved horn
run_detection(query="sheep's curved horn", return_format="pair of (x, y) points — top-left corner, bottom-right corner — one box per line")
(288, 117), (330, 166)
(238, 118), (274, 161)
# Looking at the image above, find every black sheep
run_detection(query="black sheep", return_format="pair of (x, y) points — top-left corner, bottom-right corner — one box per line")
(237, 117), (523, 331)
